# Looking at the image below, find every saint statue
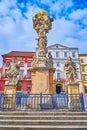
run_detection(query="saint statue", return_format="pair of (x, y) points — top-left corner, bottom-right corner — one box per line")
(64, 56), (77, 84)
(6, 58), (20, 85)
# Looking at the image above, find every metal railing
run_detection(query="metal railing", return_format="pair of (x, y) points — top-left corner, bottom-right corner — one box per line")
(0, 93), (84, 111)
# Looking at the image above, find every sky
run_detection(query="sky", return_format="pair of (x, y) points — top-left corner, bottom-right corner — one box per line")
(0, 0), (87, 67)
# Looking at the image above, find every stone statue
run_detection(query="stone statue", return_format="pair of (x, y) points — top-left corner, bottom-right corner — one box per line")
(64, 56), (77, 84)
(32, 10), (54, 67)
(6, 58), (20, 85)
(47, 53), (53, 68)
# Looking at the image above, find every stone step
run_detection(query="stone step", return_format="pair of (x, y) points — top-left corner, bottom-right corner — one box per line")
(0, 125), (87, 130)
(0, 115), (87, 120)
(0, 112), (87, 130)
(0, 119), (87, 126)
(0, 111), (87, 116)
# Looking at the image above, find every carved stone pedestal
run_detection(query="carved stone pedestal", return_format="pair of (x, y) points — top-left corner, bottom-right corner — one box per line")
(4, 85), (16, 109)
(4, 85), (16, 95)
(68, 83), (80, 109)
(68, 83), (79, 95)
(30, 67), (55, 94)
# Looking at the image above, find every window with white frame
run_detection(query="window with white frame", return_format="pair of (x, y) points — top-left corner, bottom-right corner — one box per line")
(20, 70), (24, 80)
(57, 72), (61, 78)
(27, 62), (31, 67)
(56, 45), (58, 48)
(83, 76), (86, 81)
(80, 59), (84, 63)
(56, 62), (60, 67)
(27, 71), (31, 79)
(56, 52), (59, 57)
(82, 66), (85, 72)
(64, 52), (67, 57)
(6, 61), (10, 67)
(20, 62), (24, 67)
(72, 52), (75, 58)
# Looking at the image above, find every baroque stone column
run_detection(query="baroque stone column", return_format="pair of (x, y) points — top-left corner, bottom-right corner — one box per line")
(30, 10), (55, 94)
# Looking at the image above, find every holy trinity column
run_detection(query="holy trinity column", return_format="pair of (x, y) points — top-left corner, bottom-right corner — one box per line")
(30, 10), (55, 94)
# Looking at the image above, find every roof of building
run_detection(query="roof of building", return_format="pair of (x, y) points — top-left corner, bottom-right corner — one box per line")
(47, 43), (78, 49)
(2, 51), (35, 57)
(79, 54), (87, 56)
(47, 43), (69, 48)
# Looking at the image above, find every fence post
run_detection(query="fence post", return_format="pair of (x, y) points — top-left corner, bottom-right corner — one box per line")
(40, 93), (42, 111)
(80, 93), (85, 111)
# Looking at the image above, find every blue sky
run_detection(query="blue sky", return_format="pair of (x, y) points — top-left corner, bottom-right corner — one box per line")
(0, 0), (87, 67)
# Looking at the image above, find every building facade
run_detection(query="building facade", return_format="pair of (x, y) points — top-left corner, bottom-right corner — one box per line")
(0, 51), (34, 93)
(0, 44), (84, 94)
(79, 54), (87, 93)
(47, 44), (83, 94)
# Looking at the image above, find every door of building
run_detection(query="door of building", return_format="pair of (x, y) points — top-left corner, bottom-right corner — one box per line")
(56, 84), (62, 94)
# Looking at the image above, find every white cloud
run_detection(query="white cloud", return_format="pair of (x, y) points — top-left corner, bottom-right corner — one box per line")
(69, 8), (87, 20)
(0, 0), (16, 16)
(50, 0), (73, 14)
(78, 28), (87, 40)
(47, 17), (80, 44)
(41, 0), (53, 5)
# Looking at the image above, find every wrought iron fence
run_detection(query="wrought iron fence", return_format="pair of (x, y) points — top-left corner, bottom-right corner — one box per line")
(0, 93), (84, 111)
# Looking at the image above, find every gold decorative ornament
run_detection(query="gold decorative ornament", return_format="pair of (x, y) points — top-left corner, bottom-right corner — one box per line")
(37, 10), (47, 19)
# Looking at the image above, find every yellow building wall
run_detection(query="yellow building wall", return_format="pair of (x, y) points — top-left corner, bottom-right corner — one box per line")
(79, 54), (87, 93)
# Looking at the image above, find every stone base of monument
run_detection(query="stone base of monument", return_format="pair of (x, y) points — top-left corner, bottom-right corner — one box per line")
(4, 85), (16, 109)
(67, 83), (80, 110)
(30, 67), (55, 94)
(68, 83), (79, 95)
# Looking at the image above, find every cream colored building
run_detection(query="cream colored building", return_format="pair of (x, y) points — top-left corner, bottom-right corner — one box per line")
(47, 44), (83, 94)
(79, 54), (87, 93)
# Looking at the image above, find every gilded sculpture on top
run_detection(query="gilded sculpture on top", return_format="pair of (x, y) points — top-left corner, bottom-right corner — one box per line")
(64, 56), (77, 84)
(32, 10), (54, 68)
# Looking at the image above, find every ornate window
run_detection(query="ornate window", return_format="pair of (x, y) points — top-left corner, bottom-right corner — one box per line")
(83, 76), (86, 81)
(6, 61), (10, 67)
(82, 66), (85, 72)
(20, 70), (24, 80)
(81, 59), (84, 63)
(57, 72), (61, 78)
(56, 62), (60, 67)
(56, 45), (58, 48)
(27, 62), (31, 67)
(27, 72), (31, 79)
(72, 52), (75, 58)
(64, 52), (67, 57)
(56, 52), (59, 57)
(20, 62), (24, 67)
